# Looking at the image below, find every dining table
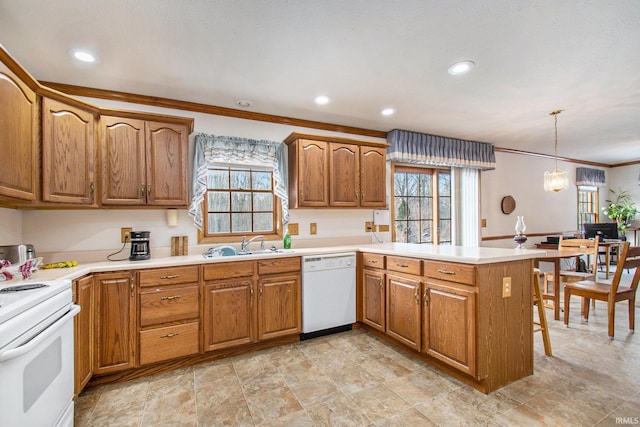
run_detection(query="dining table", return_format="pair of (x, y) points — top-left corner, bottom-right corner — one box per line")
(534, 249), (585, 321)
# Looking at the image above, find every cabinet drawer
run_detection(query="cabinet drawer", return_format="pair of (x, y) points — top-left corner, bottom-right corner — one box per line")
(139, 266), (199, 287)
(258, 257), (301, 275)
(387, 256), (422, 275)
(203, 261), (254, 281)
(362, 253), (385, 269)
(139, 285), (199, 327)
(424, 261), (475, 285)
(139, 322), (199, 365)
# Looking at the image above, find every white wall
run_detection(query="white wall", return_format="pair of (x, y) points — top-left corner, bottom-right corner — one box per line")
(607, 165), (640, 239)
(0, 208), (22, 244)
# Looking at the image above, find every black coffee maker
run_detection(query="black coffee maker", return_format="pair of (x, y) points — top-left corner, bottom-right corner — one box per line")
(129, 231), (151, 261)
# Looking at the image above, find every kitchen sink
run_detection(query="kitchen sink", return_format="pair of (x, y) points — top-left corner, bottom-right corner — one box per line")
(202, 246), (294, 259)
(238, 248), (294, 256)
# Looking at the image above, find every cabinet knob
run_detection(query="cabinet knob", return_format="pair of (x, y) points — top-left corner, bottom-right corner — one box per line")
(130, 276), (135, 297)
(147, 184), (152, 198)
(89, 182), (94, 198)
(423, 289), (429, 306)
(414, 287), (419, 305)
(140, 185), (146, 198)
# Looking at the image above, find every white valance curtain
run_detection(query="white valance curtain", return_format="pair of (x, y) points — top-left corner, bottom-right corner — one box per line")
(188, 133), (289, 229)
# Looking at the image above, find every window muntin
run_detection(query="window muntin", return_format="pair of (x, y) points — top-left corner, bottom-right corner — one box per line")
(577, 186), (599, 233)
(203, 167), (276, 237)
(393, 166), (451, 244)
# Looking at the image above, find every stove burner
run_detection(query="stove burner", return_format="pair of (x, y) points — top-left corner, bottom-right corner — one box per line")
(0, 283), (49, 293)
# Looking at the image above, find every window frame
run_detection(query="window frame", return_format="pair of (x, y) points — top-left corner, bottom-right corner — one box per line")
(577, 186), (599, 233)
(198, 165), (283, 244)
(391, 163), (451, 244)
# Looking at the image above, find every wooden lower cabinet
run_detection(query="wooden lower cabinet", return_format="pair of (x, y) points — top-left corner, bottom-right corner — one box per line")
(73, 275), (94, 396)
(386, 273), (422, 351)
(93, 272), (136, 375)
(139, 322), (199, 365)
(258, 274), (300, 340)
(203, 278), (255, 351)
(362, 267), (386, 331)
(423, 280), (476, 376)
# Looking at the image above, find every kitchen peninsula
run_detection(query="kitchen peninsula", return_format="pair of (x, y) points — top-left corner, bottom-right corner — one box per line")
(20, 243), (543, 395)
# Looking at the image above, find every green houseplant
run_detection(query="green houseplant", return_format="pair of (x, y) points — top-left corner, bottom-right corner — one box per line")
(602, 189), (638, 236)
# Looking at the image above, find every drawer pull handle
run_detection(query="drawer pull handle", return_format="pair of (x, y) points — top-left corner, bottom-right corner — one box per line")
(414, 287), (419, 305)
(367, 260), (378, 264)
(160, 332), (180, 338)
(424, 289), (429, 306)
(437, 269), (455, 275)
(396, 263), (409, 268)
(160, 275), (180, 279)
(160, 295), (181, 301)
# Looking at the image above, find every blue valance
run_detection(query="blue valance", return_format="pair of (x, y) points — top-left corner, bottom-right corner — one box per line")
(386, 129), (496, 170)
(576, 167), (606, 187)
(188, 133), (288, 229)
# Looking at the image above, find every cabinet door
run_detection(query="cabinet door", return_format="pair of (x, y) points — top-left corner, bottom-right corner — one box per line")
(386, 274), (421, 350)
(100, 116), (146, 205)
(0, 63), (37, 201)
(329, 143), (359, 207)
(258, 274), (301, 340)
(298, 140), (328, 207)
(145, 121), (189, 206)
(74, 275), (94, 396)
(360, 146), (387, 207)
(203, 279), (254, 351)
(423, 281), (476, 376)
(362, 268), (385, 331)
(42, 97), (96, 204)
(93, 272), (136, 375)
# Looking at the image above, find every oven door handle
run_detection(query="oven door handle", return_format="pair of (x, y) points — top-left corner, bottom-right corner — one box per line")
(0, 304), (80, 363)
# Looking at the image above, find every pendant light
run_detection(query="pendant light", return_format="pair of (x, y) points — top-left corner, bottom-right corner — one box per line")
(544, 109), (569, 192)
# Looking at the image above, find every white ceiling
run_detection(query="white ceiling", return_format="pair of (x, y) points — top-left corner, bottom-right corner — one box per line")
(1, 0), (639, 165)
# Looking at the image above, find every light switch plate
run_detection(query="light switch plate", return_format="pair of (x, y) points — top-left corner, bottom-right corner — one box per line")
(310, 223), (317, 235)
(502, 277), (512, 298)
(288, 223), (299, 235)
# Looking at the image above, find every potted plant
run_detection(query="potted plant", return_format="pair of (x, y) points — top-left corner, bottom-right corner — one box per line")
(602, 189), (638, 237)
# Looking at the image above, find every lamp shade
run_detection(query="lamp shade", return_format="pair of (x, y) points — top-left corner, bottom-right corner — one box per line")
(544, 169), (569, 192)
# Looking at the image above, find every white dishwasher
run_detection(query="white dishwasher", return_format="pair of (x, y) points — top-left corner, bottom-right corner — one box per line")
(301, 252), (356, 338)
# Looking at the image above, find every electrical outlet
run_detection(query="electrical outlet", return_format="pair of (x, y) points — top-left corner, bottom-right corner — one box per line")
(288, 223), (299, 235)
(310, 223), (317, 235)
(378, 225), (390, 232)
(121, 227), (133, 243)
(365, 221), (375, 232)
(481, 218), (487, 228)
(502, 277), (512, 298)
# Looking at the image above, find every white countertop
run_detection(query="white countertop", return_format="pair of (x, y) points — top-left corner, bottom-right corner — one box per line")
(9, 243), (545, 284)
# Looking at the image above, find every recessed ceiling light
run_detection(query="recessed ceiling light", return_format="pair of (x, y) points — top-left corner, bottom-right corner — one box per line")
(314, 95), (330, 105)
(381, 107), (396, 116)
(70, 49), (99, 63)
(448, 60), (475, 75)
(236, 100), (252, 108)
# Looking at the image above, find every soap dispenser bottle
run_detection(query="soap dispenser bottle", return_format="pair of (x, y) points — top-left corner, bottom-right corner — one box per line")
(283, 227), (291, 249)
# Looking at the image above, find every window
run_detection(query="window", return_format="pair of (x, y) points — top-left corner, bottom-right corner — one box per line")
(577, 186), (599, 232)
(202, 166), (280, 241)
(392, 165), (451, 244)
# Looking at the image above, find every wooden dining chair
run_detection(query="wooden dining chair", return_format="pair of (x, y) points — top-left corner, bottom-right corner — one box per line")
(564, 242), (640, 338)
(533, 268), (552, 356)
(544, 236), (600, 297)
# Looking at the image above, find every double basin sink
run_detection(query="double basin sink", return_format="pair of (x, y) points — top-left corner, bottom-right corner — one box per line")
(202, 246), (293, 259)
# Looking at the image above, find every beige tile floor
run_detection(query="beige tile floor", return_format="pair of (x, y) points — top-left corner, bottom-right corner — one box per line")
(75, 297), (640, 426)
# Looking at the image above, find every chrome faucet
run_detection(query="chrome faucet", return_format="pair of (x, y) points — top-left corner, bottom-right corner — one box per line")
(240, 235), (265, 252)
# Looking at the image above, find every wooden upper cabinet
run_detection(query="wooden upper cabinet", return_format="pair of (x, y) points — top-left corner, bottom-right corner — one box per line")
(285, 133), (387, 209)
(330, 143), (359, 207)
(360, 146), (387, 207)
(42, 97), (96, 205)
(101, 116), (146, 205)
(100, 116), (189, 206)
(0, 62), (37, 201)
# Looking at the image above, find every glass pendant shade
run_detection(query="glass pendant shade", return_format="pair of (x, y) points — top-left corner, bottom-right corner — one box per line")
(544, 169), (569, 192)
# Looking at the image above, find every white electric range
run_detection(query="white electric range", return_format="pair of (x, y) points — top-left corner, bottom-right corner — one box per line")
(0, 279), (79, 427)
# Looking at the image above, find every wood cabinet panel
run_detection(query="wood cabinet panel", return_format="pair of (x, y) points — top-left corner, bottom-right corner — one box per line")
(93, 272), (136, 375)
(0, 62), (37, 201)
(360, 146), (387, 207)
(258, 274), (301, 340)
(42, 97), (96, 205)
(139, 265), (199, 287)
(424, 261), (475, 285)
(203, 279), (255, 351)
(100, 116), (146, 205)
(203, 261), (254, 281)
(386, 273), (422, 351)
(257, 257), (301, 275)
(423, 280), (476, 376)
(362, 268), (386, 331)
(145, 121), (189, 206)
(297, 140), (329, 207)
(329, 143), (359, 207)
(387, 256), (422, 275)
(139, 285), (199, 327)
(74, 275), (94, 396)
(362, 253), (385, 269)
(139, 322), (199, 365)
